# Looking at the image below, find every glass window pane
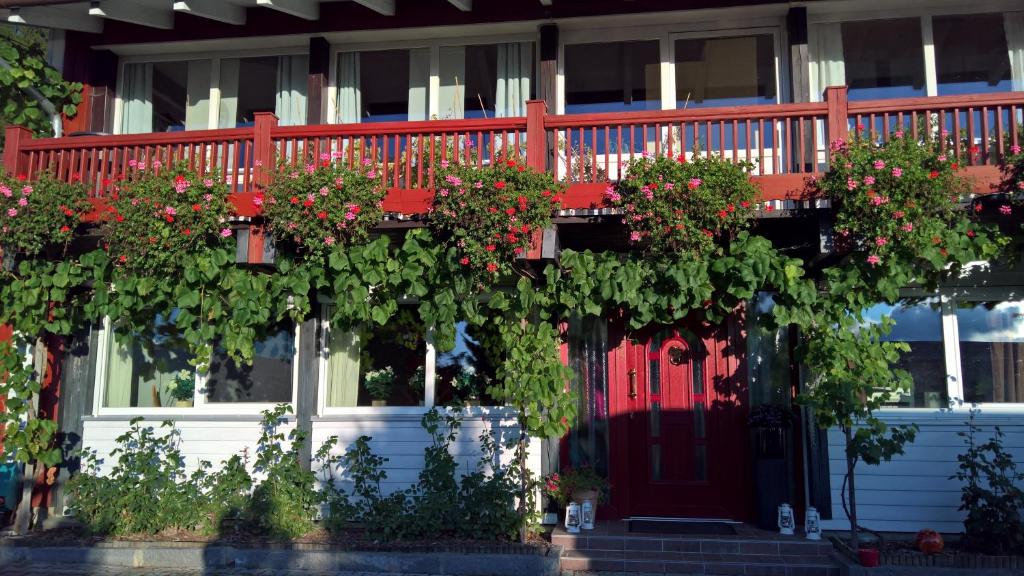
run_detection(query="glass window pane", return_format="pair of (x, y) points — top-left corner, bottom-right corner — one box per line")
(206, 322), (295, 403)
(650, 401), (661, 437)
(934, 14), (1012, 96)
(841, 19), (926, 100)
(436, 321), (499, 406)
(463, 44), (498, 119)
(694, 401), (706, 439)
(748, 293), (789, 406)
(219, 56), (278, 128)
(565, 40), (661, 113)
(360, 49), (414, 123)
(151, 61), (188, 132)
(862, 299), (947, 407)
(957, 300), (1024, 403)
(567, 315), (610, 476)
(358, 308), (425, 406)
(105, 313), (192, 408)
(675, 34), (776, 108)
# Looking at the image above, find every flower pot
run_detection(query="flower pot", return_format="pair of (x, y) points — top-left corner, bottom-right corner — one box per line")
(572, 489), (598, 504)
(175, 399), (193, 408)
(371, 399), (388, 407)
(464, 399), (480, 407)
(857, 547), (880, 567)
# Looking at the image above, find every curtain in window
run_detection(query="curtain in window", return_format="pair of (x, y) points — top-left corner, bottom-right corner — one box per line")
(408, 48), (430, 121)
(811, 22), (845, 101)
(337, 52), (361, 124)
(567, 315), (609, 476)
(218, 58), (240, 129)
(120, 63), (153, 134)
(104, 331), (133, 408)
(991, 343), (1024, 403)
(104, 331), (181, 408)
(496, 42), (531, 117)
(439, 46), (466, 119)
(276, 55), (308, 126)
(185, 60), (211, 130)
(327, 328), (360, 407)
(1007, 12), (1024, 91)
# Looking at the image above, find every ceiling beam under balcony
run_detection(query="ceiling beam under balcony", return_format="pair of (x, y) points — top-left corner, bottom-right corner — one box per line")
(173, 0), (246, 25)
(353, 0), (395, 16)
(8, 5), (103, 33)
(255, 0), (318, 20)
(88, 0), (174, 29)
(447, 0), (471, 11)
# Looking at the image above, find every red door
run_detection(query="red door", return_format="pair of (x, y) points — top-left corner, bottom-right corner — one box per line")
(608, 318), (750, 520)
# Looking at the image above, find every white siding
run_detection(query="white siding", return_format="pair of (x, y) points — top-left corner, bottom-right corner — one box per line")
(820, 410), (1024, 533)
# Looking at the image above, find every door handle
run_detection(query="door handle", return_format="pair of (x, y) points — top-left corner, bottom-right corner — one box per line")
(628, 369), (638, 399)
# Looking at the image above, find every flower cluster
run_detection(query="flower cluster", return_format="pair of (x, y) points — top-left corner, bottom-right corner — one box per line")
(608, 153), (759, 255)
(1000, 144), (1024, 206)
(820, 130), (969, 268)
(430, 159), (561, 277)
(101, 162), (234, 272)
(0, 172), (88, 258)
(259, 155), (386, 261)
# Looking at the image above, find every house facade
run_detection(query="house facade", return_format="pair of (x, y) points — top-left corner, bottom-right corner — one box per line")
(1, 0), (1022, 535)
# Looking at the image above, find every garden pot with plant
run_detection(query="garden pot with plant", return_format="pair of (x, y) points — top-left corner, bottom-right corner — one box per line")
(168, 369), (195, 408)
(857, 545), (880, 567)
(548, 466), (609, 507)
(364, 367), (394, 407)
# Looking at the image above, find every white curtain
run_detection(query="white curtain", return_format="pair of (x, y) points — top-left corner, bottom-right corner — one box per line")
(496, 43), (532, 117)
(327, 328), (360, 407)
(439, 46), (466, 119)
(1007, 12), (1024, 92)
(185, 60), (211, 130)
(120, 63), (153, 134)
(811, 22), (845, 102)
(408, 48), (430, 121)
(337, 52), (361, 124)
(104, 331), (133, 408)
(276, 55), (308, 126)
(218, 58), (240, 129)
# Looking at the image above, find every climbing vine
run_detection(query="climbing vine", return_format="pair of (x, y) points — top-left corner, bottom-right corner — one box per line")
(0, 27), (82, 142)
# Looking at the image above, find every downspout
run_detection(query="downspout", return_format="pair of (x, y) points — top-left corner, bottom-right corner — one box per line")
(0, 56), (62, 137)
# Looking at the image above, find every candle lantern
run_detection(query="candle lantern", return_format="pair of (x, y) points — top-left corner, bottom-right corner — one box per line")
(565, 502), (581, 534)
(804, 506), (822, 540)
(777, 503), (795, 536)
(581, 499), (595, 530)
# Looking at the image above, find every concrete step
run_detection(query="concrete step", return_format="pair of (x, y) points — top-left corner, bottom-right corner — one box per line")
(560, 548), (839, 575)
(552, 532), (834, 556)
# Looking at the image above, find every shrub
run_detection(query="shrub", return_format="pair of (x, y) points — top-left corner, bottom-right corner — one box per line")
(608, 153), (759, 256)
(952, 408), (1024, 555)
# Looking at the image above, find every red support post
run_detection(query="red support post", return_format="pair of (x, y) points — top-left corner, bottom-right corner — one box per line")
(825, 85), (849, 145)
(253, 112), (279, 188)
(526, 99), (547, 172)
(4, 126), (32, 177)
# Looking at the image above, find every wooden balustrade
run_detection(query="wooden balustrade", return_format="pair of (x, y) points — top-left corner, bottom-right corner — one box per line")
(3, 87), (1021, 214)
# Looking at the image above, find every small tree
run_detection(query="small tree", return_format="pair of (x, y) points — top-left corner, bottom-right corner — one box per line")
(798, 312), (918, 551)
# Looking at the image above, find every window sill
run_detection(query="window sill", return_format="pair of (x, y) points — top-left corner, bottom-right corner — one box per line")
(84, 411), (290, 423)
(314, 405), (518, 421)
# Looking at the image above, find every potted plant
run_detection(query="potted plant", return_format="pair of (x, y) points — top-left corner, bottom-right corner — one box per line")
(167, 369), (195, 407)
(748, 404), (795, 530)
(409, 366), (425, 406)
(552, 466), (610, 506)
(452, 366), (482, 407)
(364, 367), (394, 407)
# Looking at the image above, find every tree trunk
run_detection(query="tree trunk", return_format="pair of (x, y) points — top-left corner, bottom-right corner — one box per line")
(844, 426), (858, 551)
(12, 461), (38, 534)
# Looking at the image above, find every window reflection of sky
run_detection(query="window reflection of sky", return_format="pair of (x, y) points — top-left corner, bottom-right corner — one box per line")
(437, 321), (476, 369)
(956, 301), (1024, 343)
(861, 299), (942, 342)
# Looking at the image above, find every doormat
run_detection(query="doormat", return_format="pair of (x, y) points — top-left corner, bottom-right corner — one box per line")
(627, 520), (738, 535)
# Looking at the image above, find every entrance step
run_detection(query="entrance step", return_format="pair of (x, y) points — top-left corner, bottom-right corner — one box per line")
(553, 524), (838, 575)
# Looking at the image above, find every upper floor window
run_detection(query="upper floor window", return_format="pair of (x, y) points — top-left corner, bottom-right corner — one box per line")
(933, 13), (1012, 96)
(841, 18), (926, 101)
(564, 40), (660, 114)
(674, 34), (777, 108)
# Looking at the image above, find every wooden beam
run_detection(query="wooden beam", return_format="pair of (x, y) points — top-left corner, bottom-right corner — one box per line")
(447, 0), (472, 11)
(353, 0), (395, 16)
(173, 0), (245, 25)
(8, 6), (103, 34)
(88, 0), (173, 30)
(255, 0), (318, 20)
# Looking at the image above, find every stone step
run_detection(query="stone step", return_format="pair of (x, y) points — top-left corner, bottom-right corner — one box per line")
(560, 548), (840, 575)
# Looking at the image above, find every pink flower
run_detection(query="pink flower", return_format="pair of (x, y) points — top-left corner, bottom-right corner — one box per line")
(474, 180), (483, 189)
(345, 212), (356, 221)
(439, 189), (449, 197)
(220, 228), (232, 238)
(0, 185), (10, 198)
(445, 175), (463, 186)
(21, 186), (32, 196)
(867, 255), (881, 266)
(324, 236), (336, 246)
(630, 231), (642, 242)
(875, 236), (888, 247)
(331, 150), (343, 160)
(320, 186), (330, 197)
(664, 182), (674, 190)
(873, 160), (885, 170)
(203, 178), (214, 188)
(6, 208), (16, 217)
(305, 163), (315, 175)
(688, 178), (702, 190)
(893, 210), (905, 218)
(1012, 145), (1022, 155)
(937, 155), (947, 162)
(894, 130), (904, 139)
(901, 223), (914, 232)
(17, 197), (27, 207)
(1000, 204), (1012, 215)
(846, 177), (858, 191)
(863, 176), (876, 186)
(320, 152), (331, 161)
(128, 159), (138, 168)
(254, 160), (264, 167)
(870, 195), (884, 206)
(203, 193), (213, 202)
(253, 195), (264, 207)
(891, 167), (903, 178)
(367, 170), (377, 179)
(165, 206), (177, 216)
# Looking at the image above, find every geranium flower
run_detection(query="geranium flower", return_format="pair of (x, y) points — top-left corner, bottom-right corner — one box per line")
(165, 206), (177, 216)
(460, 257), (470, 265)
(6, 208), (16, 217)
(317, 211), (328, 220)
(17, 198), (27, 207)
(866, 255), (881, 266)
(873, 160), (885, 170)
(486, 244), (496, 252)
(863, 176), (876, 186)
(875, 236), (888, 246)
(1000, 205), (1012, 215)
(324, 235), (336, 246)
(21, 186), (32, 196)
(0, 185), (10, 197)
(891, 167), (903, 178)
(901, 223), (913, 232)
(486, 262), (498, 272)
(630, 231), (641, 242)
(688, 178), (702, 190)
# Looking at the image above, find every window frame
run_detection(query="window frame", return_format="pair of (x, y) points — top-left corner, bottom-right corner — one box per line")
(91, 316), (301, 417)
(112, 45), (309, 135)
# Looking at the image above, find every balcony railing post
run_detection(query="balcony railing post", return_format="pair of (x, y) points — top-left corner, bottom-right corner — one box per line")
(526, 99), (547, 172)
(253, 112), (279, 187)
(825, 85), (849, 145)
(3, 126), (33, 177)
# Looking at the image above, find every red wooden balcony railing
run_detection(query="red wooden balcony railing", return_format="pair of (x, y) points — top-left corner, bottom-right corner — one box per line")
(4, 86), (1022, 217)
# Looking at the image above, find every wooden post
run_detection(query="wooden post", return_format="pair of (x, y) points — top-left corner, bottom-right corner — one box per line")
(307, 37), (330, 125)
(252, 112), (278, 187)
(526, 99), (547, 172)
(825, 86), (849, 145)
(4, 126), (32, 177)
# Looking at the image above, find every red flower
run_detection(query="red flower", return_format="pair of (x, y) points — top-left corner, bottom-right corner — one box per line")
(740, 201), (750, 208)
(494, 181), (507, 190)
(951, 162), (959, 170)
(166, 216), (175, 223)
(967, 229), (975, 238)
(116, 215), (124, 223)
(192, 204), (202, 212)
(974, 203), (983, 213)
(520, 225), (530, 234)
(928, 170), (939, 179)
(727, 203), (735, 212)
(718, 210), (728, 218)
(675, 154), (686, 163)
(506, 233), (518, 243)
(317, 211), (328, 220)
(541, 190), (551, 197)
(59, 225), (70, 233)
(16, 174), (26, 181)
(765, 204), (774, 212)
(486, 244), (496, 252)
(488, 207), (498, 214)
(517, 166), (526, 172)
(303, 199), (314, 207)
(118, 255), (127, 263)
(290, 196), (300, 204)
(460, 257), (470, 265)
(183, 228), (191, 236)
(506, 160), (516, 167)
(486, 262), (498, 272)
(505, 208), (516, 216)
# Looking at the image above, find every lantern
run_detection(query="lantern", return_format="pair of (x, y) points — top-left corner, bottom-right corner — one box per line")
(804, 507), (821, 540)
(565, 502), (581, 534)
(581, 499), (595, 530)
(777, 503), (795, 535)
(915, 529), (944, 554)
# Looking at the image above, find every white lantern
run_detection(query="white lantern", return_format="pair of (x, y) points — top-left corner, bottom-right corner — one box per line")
(777, 503), (795, 536)
(565, 502), (581, 534)
(804, 506), (822, 540)
(581, 499), (595, 530)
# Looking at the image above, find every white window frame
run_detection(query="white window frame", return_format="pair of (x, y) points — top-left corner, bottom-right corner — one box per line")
(112, 45), (309, 135)
(327, 33), (540, 125)
(92, 316), (301, 417)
